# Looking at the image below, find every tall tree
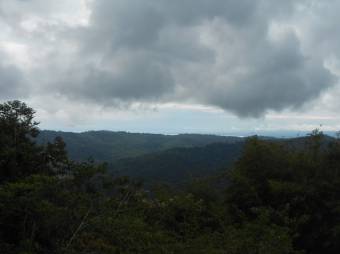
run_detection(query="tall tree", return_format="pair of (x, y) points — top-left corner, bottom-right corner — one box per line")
(0, 100), (44, 183)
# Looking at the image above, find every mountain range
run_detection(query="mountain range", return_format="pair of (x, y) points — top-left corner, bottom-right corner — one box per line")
(37, 130), (243, 161)
(37, 130), (332, 184)
(36, 130), (245, 183)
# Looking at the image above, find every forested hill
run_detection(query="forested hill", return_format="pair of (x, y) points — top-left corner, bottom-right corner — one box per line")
(36, 130), (335, 185)
(111, 142), (244, 185)
(37, 130), (243, 162)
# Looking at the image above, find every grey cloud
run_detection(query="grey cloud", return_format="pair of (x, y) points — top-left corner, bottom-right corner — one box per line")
(85, 0), (299, 51)
(0, 0), (338, 117)
(57, 52), (174, 103)
(84, 0), (258, 52)
(0, 63), (26, 100)
(204, 32), (335, 116)
(297, 1), (340, 60)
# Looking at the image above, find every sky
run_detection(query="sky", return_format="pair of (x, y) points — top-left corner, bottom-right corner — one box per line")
(1, 0), (340, 135)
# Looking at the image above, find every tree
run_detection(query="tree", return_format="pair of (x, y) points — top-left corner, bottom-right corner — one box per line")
(0, 100), (39, 138)
(0, 100), (69, 182)
(225, 136), (340, 254)
(45, 136), (70, 174)
(0, 101), (43, 182)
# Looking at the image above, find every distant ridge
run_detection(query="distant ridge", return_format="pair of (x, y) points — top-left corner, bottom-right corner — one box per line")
(37, 130), (244, 162)
(36, 130), (335, 184)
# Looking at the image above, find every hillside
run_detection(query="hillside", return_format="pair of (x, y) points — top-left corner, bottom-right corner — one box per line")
(37, 130), (243, 162)
(37, 130), (335, 185)
(110, 142), (244, 184)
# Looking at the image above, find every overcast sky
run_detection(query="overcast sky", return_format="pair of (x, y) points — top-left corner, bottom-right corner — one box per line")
(1, 0), (340, 135)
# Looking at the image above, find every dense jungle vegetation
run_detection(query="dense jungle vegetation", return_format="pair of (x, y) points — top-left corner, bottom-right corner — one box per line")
(1, 100), (340, 254)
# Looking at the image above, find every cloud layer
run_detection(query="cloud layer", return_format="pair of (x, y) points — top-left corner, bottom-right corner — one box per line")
(0, 0), (339, 117)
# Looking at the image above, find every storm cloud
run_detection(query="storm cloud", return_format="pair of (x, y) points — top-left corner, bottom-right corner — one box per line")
(0, 0), (339, 117)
